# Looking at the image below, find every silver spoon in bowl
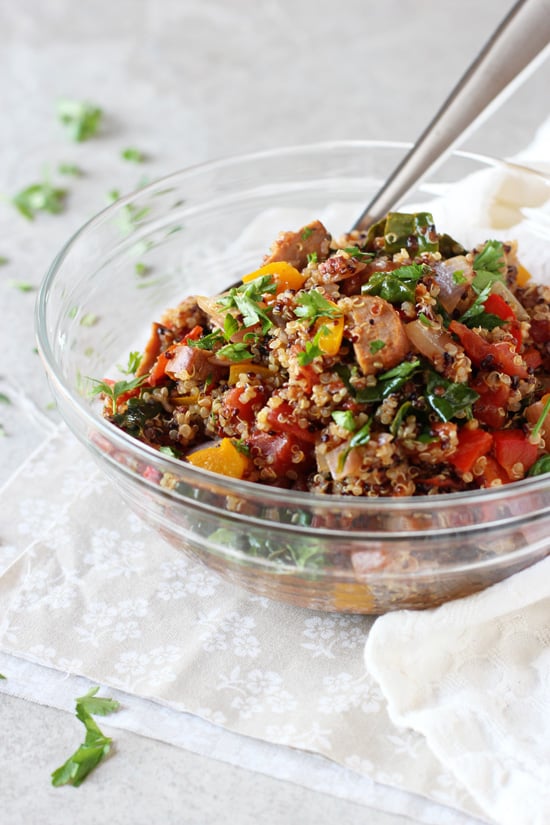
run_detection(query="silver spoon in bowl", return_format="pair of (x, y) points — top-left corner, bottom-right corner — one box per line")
(352, 0), (550, 232)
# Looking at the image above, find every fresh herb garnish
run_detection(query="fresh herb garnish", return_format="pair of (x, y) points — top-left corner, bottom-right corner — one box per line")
(425, 371), (479, 422)
(362, 263), (427, 304)
(528, 454), (550, 477)
(297, 326), (327, 365)
(354, 359), (422, 404)
(121, 147), (147, 163)
(294, 290), (342, 323)
(51, 686), (120, 787)
(0, 393), (10, 404)
(452, 270), (467, 284)
(217, 276), (275, 333)
(80, 313), (98, 327)
(390, 400), (413, 436)
(301, 227), (313, 240)
(458, 284), (504, 330)
(332, 410), (356, 431)
(472, 240), (505, 292)
(0, 256), (9, 266)
(58, 163), (83, 177)
(13, 181), (67, 220)
(0, 673), (5, 679)
(117, 351), (142, 375)
(135, 262), (151, 277)
(343, 246), (373, 261)
(349, 419), (372, 448)
(217, 342), (255, 361)
(88, 374), (148, 410)
(57, 99), (102, 142)
(158, 446), (179, 457)
(9, 281), (35, 292)
(307, 252), (318, 265)
(232, 439), (250, 456)
(369, 339), (386, 353)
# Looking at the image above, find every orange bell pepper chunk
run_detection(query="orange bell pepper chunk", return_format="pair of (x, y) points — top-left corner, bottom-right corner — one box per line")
(227, 363), (273, 385)
(515, 263), (532, 287)
(314, 308), (344, 357)
(186, 438), (251, 478)
(242, 262), (307, 293)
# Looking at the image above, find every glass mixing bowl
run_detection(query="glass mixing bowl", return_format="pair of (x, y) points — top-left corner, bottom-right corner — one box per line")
(36, 141), (550, 613)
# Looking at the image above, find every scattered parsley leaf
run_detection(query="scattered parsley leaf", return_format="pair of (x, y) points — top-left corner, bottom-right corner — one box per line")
(369, 339), (386, 354)
(0, 256), (9, 266)
(332, 410), (355, 431)
(301, 227), (313, 240)
(58, 163), (83, 177)
(13, 181), (67, 220)
(343, 246), (373, 261)
(57, 99), (102, 142)
(307, 252), (318, 265)
(472, 240), (505, 292)
(121, 147), (146, 163)
(452, 270), (467, 284)
(362, 264), (427, 304)
(297, 324), (330, 366)
(218, 277), (275, 333)
(458, 283), (503, 330)
(134, 262), (151, 277)
(528, 454), (550, 477)
(51, 687), (119, 788)
(80, 313), (98, 327)
(216, 342), (255, 361)
(425, 371), (479, 422)
(88, 374), (148, 410)
(9, 281), (35, 292)
(418, 313), (433, 327)
(158, 446), (179, 457)
(294, 290), (342, 323)
(350, 419), (372, 448)
(232, 439), (250, 456)
(117, 351), (142, 375)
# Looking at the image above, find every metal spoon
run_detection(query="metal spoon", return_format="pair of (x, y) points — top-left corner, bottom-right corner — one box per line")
(352, 0), (550, 232)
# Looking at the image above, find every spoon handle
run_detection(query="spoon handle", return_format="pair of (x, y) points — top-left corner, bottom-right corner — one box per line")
(352, 0), (550, 231)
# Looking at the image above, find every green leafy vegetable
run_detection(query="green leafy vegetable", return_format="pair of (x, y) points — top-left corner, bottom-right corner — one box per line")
(354, 359), (422, 404)
(332, 410), (356, 431)
(217, 342), (255, 361)
(369, 339), (386, 353)
(306, 252), (318, 265)
(472, 240), (505, 292)
(528, 454), (550, 477)
(362, 263), (427, 304)
(9, 281), (35, 292)
(117, 351), (142, 375)
(383, 212), (438, 255)
(301, 227), (313, 240)
(51, 687), (120, 787)
(121, 147), (147, 163)
(350, 419), (372, 448)
(458, 283), (504, 330)
(58, 163), (83, 177)
(88, 374), (148, 410)
(425, 371), (479, 422)
(13, 181), (67, 220)
(57, 99), (102, 142)
(343, 246), (373, 262)
(297, 326), (326, 366)
(294, 290), (342, 323)
(218, 276), (276, 333)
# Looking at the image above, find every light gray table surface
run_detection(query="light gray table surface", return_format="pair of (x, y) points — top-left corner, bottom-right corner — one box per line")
(1, 1), (548, 823)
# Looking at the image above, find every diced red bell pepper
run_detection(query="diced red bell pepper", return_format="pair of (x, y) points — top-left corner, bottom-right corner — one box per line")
(478, 455), (510, 487)
(449, 321), (529, 379)
(449, 427), (493, 474)
(471, 373), (510, 429)
(483, 293), (522, 349)
(264, 400), (319, 444)
(492, 429), (538, 478)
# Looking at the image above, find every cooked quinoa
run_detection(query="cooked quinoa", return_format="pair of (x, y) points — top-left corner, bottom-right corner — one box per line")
(96, 211), (550, 496)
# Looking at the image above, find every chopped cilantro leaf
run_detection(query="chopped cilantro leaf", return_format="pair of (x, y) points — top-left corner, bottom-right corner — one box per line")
(332, 410), (356, 431)
(217, 342), (255, 361)
(369, 339), (386, 354)
(9, 281), (35, 292)
(121, 147), (147, 163)
(13, 181), (67, 220)
(301, 227), (313, 240)
(88, 374), (148, 410)
(51, 687), (119, 787)
(117, 351), (142, 375)
(57, 99), (102, 142)
(343, 246), (373, 261)
(307, 252), (318, 265)
(472, 240), (505, 292)
(58, 163), (83, 177)
(294, 290), (341, 323)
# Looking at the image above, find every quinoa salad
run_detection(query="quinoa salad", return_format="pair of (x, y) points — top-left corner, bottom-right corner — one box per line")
(92, 211), (550, 497)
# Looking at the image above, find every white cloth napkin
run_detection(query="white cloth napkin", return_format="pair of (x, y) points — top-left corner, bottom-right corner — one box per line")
(365, 118), (550, 825)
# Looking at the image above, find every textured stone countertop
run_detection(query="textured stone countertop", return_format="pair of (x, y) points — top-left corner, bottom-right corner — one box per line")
(0, 1), (548, 823)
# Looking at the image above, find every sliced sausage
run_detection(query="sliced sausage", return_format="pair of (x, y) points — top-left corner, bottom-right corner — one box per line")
(263, 220), (331, 270)
(347, 294), (410, 376)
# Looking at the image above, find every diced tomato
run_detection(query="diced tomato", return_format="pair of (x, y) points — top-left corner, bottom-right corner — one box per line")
(483, 293), (522, 349)
(449, 427), (493, 474)
(248, 431), (314, 479)
(221, 386), (268, 427)
(471, 373), (511, 429)
(449, 321), (529, 379)
(478, 455), (510, 487)
(492, 430), (538, 478)
(523, 347), (543, 371)
(264, 401), (319, 444)
(185, 325), (203, 342)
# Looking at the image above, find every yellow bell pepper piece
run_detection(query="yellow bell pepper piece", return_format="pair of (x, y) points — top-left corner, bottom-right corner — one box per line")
(314, 306), (344, 356)
(516, 263), (532, 287)
(228, 363), (274, 385)
(242, 261), (307, 293)
(186, 438), (251, 478)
